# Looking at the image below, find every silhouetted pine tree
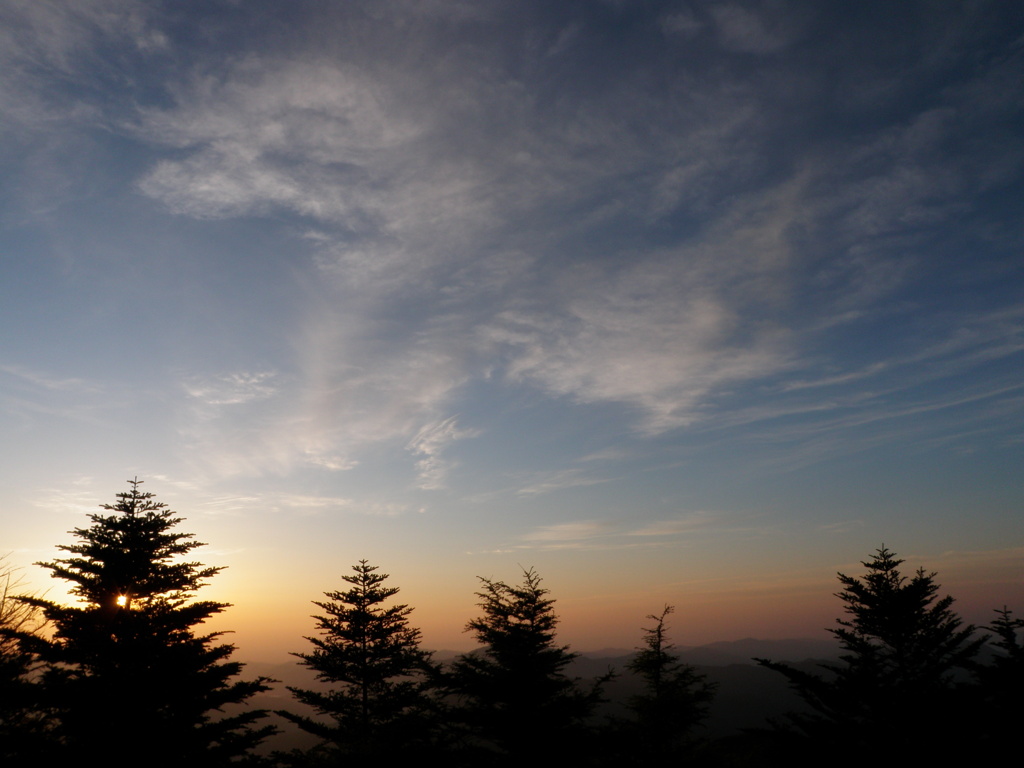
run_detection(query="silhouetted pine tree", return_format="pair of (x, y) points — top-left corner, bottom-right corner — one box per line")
(282, 560), (440, 763)
(973, 606), (1024, 746)
(619, 605), (714, 763)
(756, 546), (981, 763)
(446, 568), (608, 767)
(18, 480), (274, 767)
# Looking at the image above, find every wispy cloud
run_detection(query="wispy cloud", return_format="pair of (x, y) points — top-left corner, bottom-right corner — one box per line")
(183, 371), (279, 406)
(171, 303), (473, 479)
(709, 3), (807, 54)
(0, 364), (97, 393)
(515, 469), (612, 497)
(521, 520), (615, 542)
(817, 520), (864, 535)
(7, 1), (1017, 490)
(196, 492), (411, 518)
(0, 0), (158, 72)
(576, 448), (627, 463)
(406, 416), (478, 490)
(627, 512), (721, 537)
(657, 302), (1024, 465)
(127, 5), (1012, 454)
(29, 476), (104, 517)
(516, 511), (735, 551)
(781, 363), (890, 393)
(0, 364), (112, 426)
(138, 61), (423, 226)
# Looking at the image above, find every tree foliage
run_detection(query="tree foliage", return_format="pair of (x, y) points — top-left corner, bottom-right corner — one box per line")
(19, 480), (274, 767)
(623, 605), (714, 760)
(0, 555), (54, 761)
(972, 606), (1024, 743)
(283, 560), (438, 761)
(756, 546), (981, 762)
(447, 567), (607, 765)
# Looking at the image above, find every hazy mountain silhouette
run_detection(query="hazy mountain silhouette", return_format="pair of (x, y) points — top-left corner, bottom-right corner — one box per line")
(245, 637), (839, 752)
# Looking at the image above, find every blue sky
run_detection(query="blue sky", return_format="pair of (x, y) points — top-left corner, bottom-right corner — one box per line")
(2, 0), (1022, 657)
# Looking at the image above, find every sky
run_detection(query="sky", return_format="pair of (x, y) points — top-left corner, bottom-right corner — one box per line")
(1, 0), (1022, 661)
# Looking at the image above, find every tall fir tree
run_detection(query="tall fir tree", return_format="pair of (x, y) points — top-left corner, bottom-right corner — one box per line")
(282, 560), (439, 763)
(19, 480), (274, 767)
(447, 568), (607, 766)
(621, 605), (714, 762)
(756, 546), (981, 763)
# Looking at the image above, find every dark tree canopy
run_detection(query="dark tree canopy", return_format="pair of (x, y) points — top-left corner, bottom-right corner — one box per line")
(283, 560), (439, 761)
(0, 555), (55, 762)
(973, 606), (1024, 742)
(447, 567), (607, 765)
(756, 546), (981, 762)
(20, 480), (274, 767)
(623, 605), (715, 760)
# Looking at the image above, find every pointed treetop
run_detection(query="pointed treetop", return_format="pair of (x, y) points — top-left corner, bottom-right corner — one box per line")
(635, 605), (676, 655)
(37, 479), (220, 609)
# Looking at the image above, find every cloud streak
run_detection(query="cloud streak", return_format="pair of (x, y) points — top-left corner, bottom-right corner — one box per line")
(130, 9), (1022, 458)
(407, 416), (479, 490)
(183, 371), (279, 406)
(4, 1), (1021, 506)
(517, 511), (735, 550)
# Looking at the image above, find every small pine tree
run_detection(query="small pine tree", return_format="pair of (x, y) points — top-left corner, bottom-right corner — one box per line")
(20, 479), (274, 767)
(283, 560), (439, 761)
(756, 546), (981, 762)
(624, 605), (714, 760)
(973, 606), (1024, 744)
(447, 568), (607, 765)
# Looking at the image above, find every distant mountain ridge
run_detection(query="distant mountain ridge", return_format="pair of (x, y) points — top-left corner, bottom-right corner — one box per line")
(245, 637), (841, 752)
(579, 636), (841, 665)
(424, 635), (840, 667)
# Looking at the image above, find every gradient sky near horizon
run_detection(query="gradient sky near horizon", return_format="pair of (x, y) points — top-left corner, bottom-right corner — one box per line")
(2, 0), (1022, 661)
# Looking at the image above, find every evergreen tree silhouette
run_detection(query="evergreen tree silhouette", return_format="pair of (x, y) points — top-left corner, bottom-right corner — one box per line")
(973, 606), (1024, 746)
(18, 480), (274, 767)
(756, 546), (981, 763)
(446, 567), (607, 766)
(282, 560), (439, 763)
(620, 605), (714, 762)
